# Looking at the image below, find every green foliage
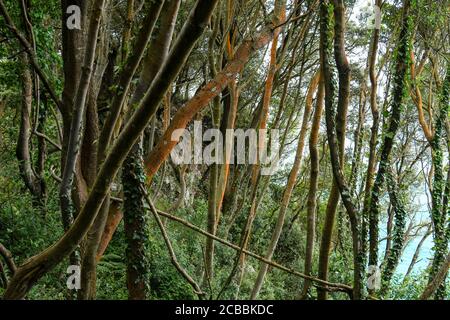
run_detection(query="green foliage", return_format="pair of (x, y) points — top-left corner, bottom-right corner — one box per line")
(0, 0), (448, 301)
(388, 272), (450, 300)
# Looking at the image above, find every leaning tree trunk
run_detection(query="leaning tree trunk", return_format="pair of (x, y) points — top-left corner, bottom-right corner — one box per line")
(421, 253), (450, 300)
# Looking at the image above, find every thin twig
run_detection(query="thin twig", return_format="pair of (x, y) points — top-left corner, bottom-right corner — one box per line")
(32, 130), (62, 151)
(49, 168), (124, 205)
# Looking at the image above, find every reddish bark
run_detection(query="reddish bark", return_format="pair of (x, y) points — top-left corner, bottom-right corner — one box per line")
(144, 29), (274, 180)
(96, 200), (123, 261)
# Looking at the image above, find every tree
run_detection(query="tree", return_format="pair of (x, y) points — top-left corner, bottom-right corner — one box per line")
(0, 0), (448, 302)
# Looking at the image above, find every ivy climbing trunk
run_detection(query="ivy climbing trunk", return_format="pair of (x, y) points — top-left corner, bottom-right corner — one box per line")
(95, 0), (181, 265)
(368, 0), (413, 277)
(122, 140), (149, 300)
(380, 169), (407, 295)
(78, 0), (166, 300)
(121, 0), (180, 299)
(428, 62), (450, 299)
(361, 0), (382, 283)
(320, 0), (363, 300)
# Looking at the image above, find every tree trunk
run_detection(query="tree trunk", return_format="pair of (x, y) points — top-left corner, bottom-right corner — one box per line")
(59, 0), (106, 248)
(428, 62), (450, 299)
(368, 0), (413, 275)
(420, 253), (450, 300)
(320, 0), (363, 300)
(250, 71), (320, 299)
(4, 0), (219, 299)
(359, 3), (383, 293)
(16, 54), (46, 207)
(380, 170), (407, 295)
(300, 76), (324, 299)
(120, 0), (180, 299)
(122, 139), (149, 300)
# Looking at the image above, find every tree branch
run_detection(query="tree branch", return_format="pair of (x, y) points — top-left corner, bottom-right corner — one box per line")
(140, 186), (353, 297)
(0, 0), (62, 110)
(141, 185), (205, 298)
(0, 243), (16, 276)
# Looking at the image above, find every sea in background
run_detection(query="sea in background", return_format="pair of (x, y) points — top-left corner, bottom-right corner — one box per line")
(379, 194), (434, 276)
